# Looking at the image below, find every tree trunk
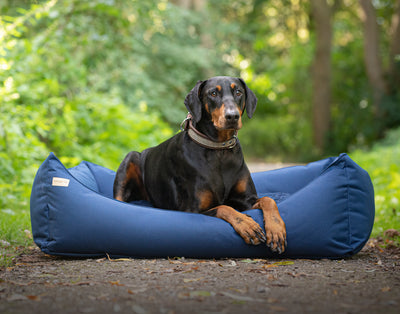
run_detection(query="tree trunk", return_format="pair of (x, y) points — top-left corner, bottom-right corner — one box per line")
(310, 0), (333, 152)
(389, 0), (400, 92)
(359, 0), (387, 118)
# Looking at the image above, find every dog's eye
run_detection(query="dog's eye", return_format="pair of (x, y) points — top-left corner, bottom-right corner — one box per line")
(210, 91), (217, 97)
(236, 90), (243, 97)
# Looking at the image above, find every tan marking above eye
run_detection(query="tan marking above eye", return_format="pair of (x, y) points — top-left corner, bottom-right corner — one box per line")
(216, 85), (221, 91)
(231, 83), (236, 89)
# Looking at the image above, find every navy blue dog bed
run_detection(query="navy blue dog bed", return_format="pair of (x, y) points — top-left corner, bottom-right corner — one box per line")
(30, 153), (374, 259)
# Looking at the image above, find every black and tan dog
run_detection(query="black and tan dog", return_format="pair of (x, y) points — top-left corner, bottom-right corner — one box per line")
(113, 76), (286, 253)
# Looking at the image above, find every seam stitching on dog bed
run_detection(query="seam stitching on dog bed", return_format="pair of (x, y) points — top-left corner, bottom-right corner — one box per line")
(43, 203), (51, 252)
(343, 158), (352, 251)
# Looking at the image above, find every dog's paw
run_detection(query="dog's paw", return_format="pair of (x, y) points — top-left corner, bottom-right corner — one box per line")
(253, 197), (287, 254)
(233, 214), (267, 246)
(264, 215), (287, 254)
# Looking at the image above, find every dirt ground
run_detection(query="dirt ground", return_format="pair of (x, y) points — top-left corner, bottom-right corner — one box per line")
(1, 163), (399, 314)
(0, 240), (399, 314)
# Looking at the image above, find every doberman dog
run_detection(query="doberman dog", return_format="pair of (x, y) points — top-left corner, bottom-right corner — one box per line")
(113, 76), (287, 253)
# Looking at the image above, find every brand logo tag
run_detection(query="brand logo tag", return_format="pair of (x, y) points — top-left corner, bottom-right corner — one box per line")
(52, 177), (70, 187)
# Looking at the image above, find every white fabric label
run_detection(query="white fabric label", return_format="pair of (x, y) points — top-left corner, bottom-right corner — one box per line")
(52, 177), (70, 187)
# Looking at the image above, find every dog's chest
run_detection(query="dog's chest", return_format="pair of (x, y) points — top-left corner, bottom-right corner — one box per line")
(195, 151), (243, 200)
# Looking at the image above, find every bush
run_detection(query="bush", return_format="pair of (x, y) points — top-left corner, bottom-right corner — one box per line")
(239, 114), (314, 162)
(350, 127), (400, 236)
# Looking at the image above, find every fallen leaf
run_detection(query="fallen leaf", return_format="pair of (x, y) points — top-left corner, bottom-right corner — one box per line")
(109, 280), (124, 287)
(106, 253), (131, 262)
(263, 261), (294, 268)
(229, 287), (248, 294)
(189, 290), (214, 297)
(263, 264), (278, 269)
(128, 287), (148, 294)
(189, 266), (199, 271)
(219, 260), (237, 267)
(231, 300), (247, 305)
(183, 277), (204, 283)
(220, 291), (263, 302)
(381, 286), (391, 292)
(177, 292), (190, 299)
(241, 259), (260, 264)
(26, 295), (41, 301)
(177, 290), (215, 299)
(273, 261), (295, 266)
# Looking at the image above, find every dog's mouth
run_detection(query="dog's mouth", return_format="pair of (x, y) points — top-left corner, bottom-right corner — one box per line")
(213, 119), (242, 131)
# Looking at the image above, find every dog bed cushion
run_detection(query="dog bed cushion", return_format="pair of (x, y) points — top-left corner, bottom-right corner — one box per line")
(30, 153), (374, 259)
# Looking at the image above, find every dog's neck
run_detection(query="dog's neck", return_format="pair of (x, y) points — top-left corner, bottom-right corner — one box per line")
(181, 114), (238, 150)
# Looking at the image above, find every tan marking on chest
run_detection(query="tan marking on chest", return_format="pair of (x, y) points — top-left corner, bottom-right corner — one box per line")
(197, 190), (214, 211)
(235, 178), (248, 194)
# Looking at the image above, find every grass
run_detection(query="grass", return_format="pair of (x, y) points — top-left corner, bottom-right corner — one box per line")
(0, 179), (34, 267)
(350, 127), (400, 238)
(1, 128), (400, 267)
(0, 208), (33, 267)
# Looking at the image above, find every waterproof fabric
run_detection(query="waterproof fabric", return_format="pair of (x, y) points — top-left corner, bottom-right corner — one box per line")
(30, 153), (374, 259)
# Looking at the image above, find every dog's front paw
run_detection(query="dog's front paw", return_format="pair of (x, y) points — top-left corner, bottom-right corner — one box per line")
(233, 214), (267, 246)
(254, 197), (287, 254)
(264, 214), (287, 254)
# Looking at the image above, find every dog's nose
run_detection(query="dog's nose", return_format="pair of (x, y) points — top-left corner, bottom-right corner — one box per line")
(225, 109), (240, 122)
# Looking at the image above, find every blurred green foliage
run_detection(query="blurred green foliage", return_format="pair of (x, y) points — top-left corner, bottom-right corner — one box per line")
(351, 127), (400, 237)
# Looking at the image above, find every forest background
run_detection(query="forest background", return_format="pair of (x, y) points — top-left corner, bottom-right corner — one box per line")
(1, 0), (399, 262)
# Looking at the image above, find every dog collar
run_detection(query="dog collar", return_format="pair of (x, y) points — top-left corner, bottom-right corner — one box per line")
(180, 113), (238, 150)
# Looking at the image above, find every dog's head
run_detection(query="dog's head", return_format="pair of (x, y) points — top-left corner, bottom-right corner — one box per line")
(184, 76), (257, 132)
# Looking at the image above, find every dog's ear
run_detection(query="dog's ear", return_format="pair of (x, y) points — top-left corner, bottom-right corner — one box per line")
(184, 80), (206, 123)
(239, 78), (257, 119)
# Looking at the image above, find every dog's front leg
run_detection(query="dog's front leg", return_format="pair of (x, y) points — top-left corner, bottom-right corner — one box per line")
(253, 197), (287, 253)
